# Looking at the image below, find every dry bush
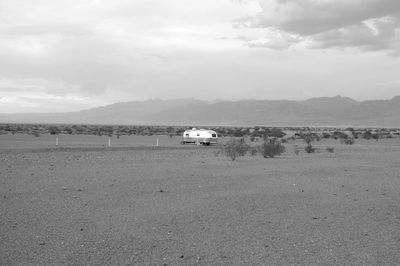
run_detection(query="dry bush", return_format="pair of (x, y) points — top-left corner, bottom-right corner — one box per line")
(260, 138), (285, 158)
(305, 143), (315, 153)
(326, 147), (335, 153)
(249, 147), (258, 156)
(341, 138), (355, 145)
(223, 138), (250, 161)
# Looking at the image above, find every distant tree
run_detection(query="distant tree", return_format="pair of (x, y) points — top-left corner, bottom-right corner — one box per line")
(64, 126), (73, 135)
(31, 130), (40, 137)
(166, 126), (175, 134)
(362, 130), (373, 140)
(322, 132), (331, 139)
(268, 128), (286, 138)
(104, 127), (113, 137)
(232, 128), (244, 137)
(10, 127), (17, 135)
(301, 132), (319, 144)
(332, 131), (348, 139)
(301, 132), (317, 153)
(48, 126), (61, 135)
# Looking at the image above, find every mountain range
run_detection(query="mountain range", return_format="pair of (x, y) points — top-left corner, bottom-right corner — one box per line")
(1, 95), (400, 127)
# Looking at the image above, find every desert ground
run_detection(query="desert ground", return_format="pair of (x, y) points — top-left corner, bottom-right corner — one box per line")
(1, 134), (400, 265)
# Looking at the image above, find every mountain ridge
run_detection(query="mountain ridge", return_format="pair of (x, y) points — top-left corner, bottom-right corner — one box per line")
(0, 96), (399, 127)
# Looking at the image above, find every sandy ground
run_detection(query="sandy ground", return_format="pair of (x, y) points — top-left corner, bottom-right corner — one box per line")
(1, 137), (400, 265)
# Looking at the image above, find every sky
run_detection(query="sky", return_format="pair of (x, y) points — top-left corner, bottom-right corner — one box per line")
(0, 0), (400, 113)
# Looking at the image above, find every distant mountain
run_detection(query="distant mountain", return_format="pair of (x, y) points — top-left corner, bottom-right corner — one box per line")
(0, 96), (399, 127)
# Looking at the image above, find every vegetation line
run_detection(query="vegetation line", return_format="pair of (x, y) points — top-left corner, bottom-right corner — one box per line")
(0, 145), (204, 155)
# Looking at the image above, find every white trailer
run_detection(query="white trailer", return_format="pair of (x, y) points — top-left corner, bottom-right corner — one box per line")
(182, 128), (218, 145)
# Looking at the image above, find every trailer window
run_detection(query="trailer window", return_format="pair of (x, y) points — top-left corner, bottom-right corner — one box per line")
(185, 134), (189, 137)
(212, 134), (216, 137)
(197, 133), (200, 136)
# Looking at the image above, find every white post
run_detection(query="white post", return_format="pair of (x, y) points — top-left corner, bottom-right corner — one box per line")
(156, 137), (159, 147)
(56, 136), (59, 146)
(108, 137), (111, 147)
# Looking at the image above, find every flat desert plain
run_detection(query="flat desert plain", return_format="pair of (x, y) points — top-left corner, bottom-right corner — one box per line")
(1, 136), (400, 265)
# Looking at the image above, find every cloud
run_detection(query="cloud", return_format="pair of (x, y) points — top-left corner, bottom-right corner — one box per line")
(239, 28), (302, 49)
(1, 0), (400, 113)
(235, 0), (400, 53)
(310, 16), (400, 51)
(0, 0), (258, 112)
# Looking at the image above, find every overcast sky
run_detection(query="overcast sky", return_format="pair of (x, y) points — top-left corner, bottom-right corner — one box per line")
(1, 0), (400, 113)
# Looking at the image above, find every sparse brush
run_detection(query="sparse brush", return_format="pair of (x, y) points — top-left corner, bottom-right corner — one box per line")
(260, 138), (285, 158)
(301, 132), (319, 144)
(249, 147), (258, 156)
(326, 147), (334, 153)
(223, 138), (250, 161)
(341, 138), (355, 145)
(305, 143), (315, 153)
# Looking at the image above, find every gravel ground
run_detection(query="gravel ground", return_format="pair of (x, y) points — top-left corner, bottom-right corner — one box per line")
(1, 139), (400, 265)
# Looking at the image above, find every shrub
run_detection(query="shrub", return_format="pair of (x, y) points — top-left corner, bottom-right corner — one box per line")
(237, 139), (250, 156)
(326, 147), (334, 153)
(31, 131), (40, 137)
(341, 138), (355, 145)
(260, 138), (285, 158)
(249, 147), (258, 156)
(332, 131), (349, 140)
(223, 138), (250, 161)
(269, 128), (286, 138)
(48, 126), (61, 135)
(301, 132), (319, 144)
(305, 143), (315, 153)
(372, 133), (379, 141)
(322, 132), (331, 139)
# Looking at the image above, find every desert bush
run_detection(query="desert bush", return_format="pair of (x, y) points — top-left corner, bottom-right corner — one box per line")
(31, 131), (40, 137)
(326, 147), (334, 153)
(260, 138), (285, 158)
(223, 138), (250, 161)
(341, 138), (355, 145)
(249, 147), (258, 156)
(322, 132), (331, 139)
(269, 128), (286, 138)
(305, 143), (315, 153)
(301, 132), (319, 144)
(48, 126), (61, 135)
(332, 131), (349, 140)
(362, 130), (373, 140)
